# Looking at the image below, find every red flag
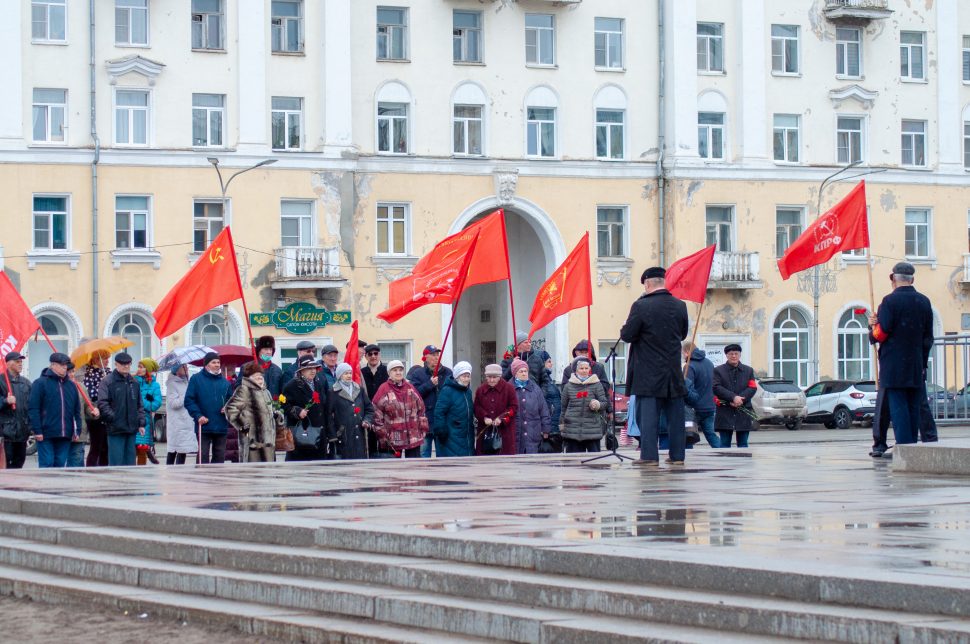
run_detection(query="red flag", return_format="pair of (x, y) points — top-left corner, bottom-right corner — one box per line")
(153, 227), (244, 339)
(527, 234), (593, 339)
(666, 244), (716, 303)
(344, 320), (361, 384)
(777, 181), (869, 280)
(0, 272), (41, 362)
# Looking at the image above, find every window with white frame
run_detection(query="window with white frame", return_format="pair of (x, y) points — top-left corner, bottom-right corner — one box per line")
(698, 112), (725, 160)
(904, 208), (931, 259)
(772, 307), (810, 387)
(525, 14), (555, 66)
(112, 311), (153, 365)
(771, 24), (799, 74)
(900, 31), (925, 80)
(115, 196), (149, 250)
(837, 116), (863, 164)
(192, 93), (224, 147)
(32, 89), (66, 144)
(280, 200), (313, 247)
(775, 207), (803, 256)
(378, 341), (410, 367)
(377, 102), (408, 154)
(526, 107), (556, 157)
(901, 119), (926, 167)
(191, 312), (225, 347)
(964, 36), (970, 82)
(836, 27), (861, 77)
(27, 314), (71, 381)
(965, 120), (970, 169)
(594, 17), (624, 69)
(191, 0), (223, 50)
(772, 114), (799, 163)
(596, 206), (627, 258)
(967, 210), (970, 252)
(453, 11), (482, 63)
(842, 207), (870, 259)
(453, 105), (483, 156)
(705, 206), (733, 252)
(33, 195), (69, 250)
(377, 7), (408, 60)
(193, 200), (224, 252)
(114, 89), (149, 146)
(837, 309), (872, 381)
(271, 0), (303, 53)
(31, 0), (66, 42)
(598, 341), (626, 386)
(376, 203), (408, 255)
(595, 109), (624, 160)
(696, 23), (723, 73)
(271, 96), (302, 151)
(115, 0), (149, 46)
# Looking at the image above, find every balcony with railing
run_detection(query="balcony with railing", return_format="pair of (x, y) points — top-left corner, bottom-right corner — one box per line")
(709, 251), (763, 289)
(271, 246), (345, 290)
(961, 254), (970, 285)
(824, 0), (891, 22)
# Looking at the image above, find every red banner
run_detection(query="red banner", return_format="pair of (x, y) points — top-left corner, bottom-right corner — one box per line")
(0, 272), (41, 363)
(527, 233), (592, 339)
(666, 244), (716, 304)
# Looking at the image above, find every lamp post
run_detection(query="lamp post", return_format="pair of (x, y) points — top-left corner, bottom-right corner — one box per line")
(206, 157), (277, 343)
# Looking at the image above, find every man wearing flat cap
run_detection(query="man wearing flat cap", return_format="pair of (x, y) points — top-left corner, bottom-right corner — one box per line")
(28, 352), (82, 468)
(712, 344), (757, 448)
(96, 352), (145, 466)
(867, 261), (934, 446)
(620, 266), (690, 465)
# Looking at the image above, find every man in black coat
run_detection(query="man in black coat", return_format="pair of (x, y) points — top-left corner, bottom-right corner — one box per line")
(867, 261), (934, 446)
(712, 344), (757, 448)
(254, 335), (284, 399)
(0, 352), (32, 468)
(96, 352), (145, 466)
(620, 266), (689, 464)
(361, 344), (392, 458)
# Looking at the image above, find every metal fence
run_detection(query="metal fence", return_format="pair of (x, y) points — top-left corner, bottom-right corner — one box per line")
(926, 334), (970, 425)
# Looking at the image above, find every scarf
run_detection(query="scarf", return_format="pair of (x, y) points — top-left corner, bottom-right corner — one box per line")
(577, 374), (590, 382)
(336, 379), (358, 400)
(513, 378), (529, 389)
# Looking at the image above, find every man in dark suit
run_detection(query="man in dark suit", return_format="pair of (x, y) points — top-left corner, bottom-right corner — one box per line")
(620, 266), (689, 465)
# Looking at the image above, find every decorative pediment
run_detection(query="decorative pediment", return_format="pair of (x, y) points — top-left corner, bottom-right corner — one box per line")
(105, 55), (165, 86)
(829, 84), (878, 110)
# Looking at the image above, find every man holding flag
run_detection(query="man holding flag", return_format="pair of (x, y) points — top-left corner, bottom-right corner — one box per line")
(0, 352), (32, 468)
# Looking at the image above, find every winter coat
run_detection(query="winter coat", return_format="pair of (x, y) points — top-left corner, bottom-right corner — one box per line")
(362, 363), (389, 400)
(473, 378), (518, 455)
(372, 378), (427, 451)
(685, 349), (716, 413)
(512, 379), (551, 454)
(560, 361), (611, 393)
(408, 364), (453, 426)
(135, 374), (161, 446)
(28, 368), (82, 440)
(165, 374), (198, 454)
(259, 361), (284, 399)
(282, 375), (329, 428)
(433, 377), (475, 457)
(97, 370), (146, 436)
(316, 365), (338, 393)
(330, 381), (374, 460)
(874, 285), (935, 389)
(501, 350), (550, 388)
(560, 374), (610, 442)
(0, 373), (32, 442)
(225, 375), (282, 462)
(542, 370), (562, 429)
(184, 369), (232, 435)
(83, 366), (107, 402)
(713, 362), (757, 432)
(620, 289), (689, 398)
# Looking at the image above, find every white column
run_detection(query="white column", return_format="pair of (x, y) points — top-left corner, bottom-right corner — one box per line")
(0, 0), (23, 148)
(738, 0), (768, 163)
(937, 0), (962, 171)
(323, 0), (353, 154)
(236, 0), (267, 153)
(664, 0), (698, 160)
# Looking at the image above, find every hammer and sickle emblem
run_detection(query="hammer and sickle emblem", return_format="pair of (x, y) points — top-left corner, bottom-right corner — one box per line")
(208, 246), (225, 264)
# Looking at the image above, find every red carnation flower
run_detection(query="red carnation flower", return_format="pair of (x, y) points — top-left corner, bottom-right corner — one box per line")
(312, 392), (321, 404)
(354, 406), (361, 414)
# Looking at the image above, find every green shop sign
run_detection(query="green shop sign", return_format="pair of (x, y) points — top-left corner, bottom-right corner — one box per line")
(249, 302), (352, 335)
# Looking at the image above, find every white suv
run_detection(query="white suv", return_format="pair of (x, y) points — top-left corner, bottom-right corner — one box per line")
(804, 380), (877, 429)
(752, 379), (807, 430)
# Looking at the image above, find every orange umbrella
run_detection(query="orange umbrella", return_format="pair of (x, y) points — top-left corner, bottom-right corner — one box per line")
(70, 336), (134, 368)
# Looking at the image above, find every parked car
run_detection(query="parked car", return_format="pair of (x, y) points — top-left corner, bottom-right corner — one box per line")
(804, 380), (877, 429)
(752, 378), (807, 430)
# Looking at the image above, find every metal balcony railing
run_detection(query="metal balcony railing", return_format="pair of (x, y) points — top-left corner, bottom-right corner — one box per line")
(825, 0), (889, 9)
(709, 251), (760, 284)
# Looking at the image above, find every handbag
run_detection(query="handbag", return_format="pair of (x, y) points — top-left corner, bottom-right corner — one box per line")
(481, 427), (502, 454)
(293, 423), (322, 450)
(275, 426), (295, 452)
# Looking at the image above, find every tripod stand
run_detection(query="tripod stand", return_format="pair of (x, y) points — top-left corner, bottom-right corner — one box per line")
(583, 339), (635, 464)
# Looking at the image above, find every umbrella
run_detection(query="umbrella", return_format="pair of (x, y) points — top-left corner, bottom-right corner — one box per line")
(70, 336), (133, 368)
(189, 344), (255, 368)
(156, 345), (214, 371)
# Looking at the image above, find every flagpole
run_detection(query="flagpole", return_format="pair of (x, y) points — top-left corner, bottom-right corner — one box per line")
(866, 256), (880, 385)
(1, 367), (13, 411)
(225, 227), (258, 363)
(587, 305), (592, 360)
(684, 300), (706, 379)
(498, 209), (518, 346)
(434, 233), (481, 379)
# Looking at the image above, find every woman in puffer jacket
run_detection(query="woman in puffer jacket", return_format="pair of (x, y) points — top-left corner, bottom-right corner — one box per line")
(433, 361), (475, 457)
(226, 361), (283, 463)
(164, 363), (197, 464)
(560, 357), (610, 453)
(135, 358), (162, 464)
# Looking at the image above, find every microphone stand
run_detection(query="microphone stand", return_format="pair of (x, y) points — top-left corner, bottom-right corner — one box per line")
(583, 338), (634, 464)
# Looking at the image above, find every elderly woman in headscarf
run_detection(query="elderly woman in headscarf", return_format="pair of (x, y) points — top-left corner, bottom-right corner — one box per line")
(433, 361), (475, 457)
(135, 357), (162, 465)
(226, 361), (283, 463)
(473, 363), (518, 455)
(510, 358), (551, 454)
(329, 362), (374, 460)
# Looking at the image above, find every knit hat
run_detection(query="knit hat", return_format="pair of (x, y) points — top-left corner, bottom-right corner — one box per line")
(515, 331), (529, 346)
(387, 359), (405, 372)
(114, 352), (132, 365)
(242, 361), (263, 378)
(510, 358), (529, 378)
(453, 361), (472, 378)
(484, 363), (502, 377)
(139, 358), (159, 373)
(202, 352), (220, 366)
(335, 362), (353, 379)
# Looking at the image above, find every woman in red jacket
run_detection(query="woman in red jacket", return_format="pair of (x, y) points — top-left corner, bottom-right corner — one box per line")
(473, 363), (518, 455)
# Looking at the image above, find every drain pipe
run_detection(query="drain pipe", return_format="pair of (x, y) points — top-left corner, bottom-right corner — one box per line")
(89, 0), (100, 334)
(657, 0), (666, 267)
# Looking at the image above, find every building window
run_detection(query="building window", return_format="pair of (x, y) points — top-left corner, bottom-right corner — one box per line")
(271, 0), (303, 53)
(966, 121), (970, 169)
(27, 314), (71, 381)
(31, 0), (66, 43)
(595, 109), (624, 160)
(526, 107), (556, 158)
(837, 309), (872, 381)
(696, 23), (724, 73)
(115, 0), (149, 46)
(598, 341), (626, 387)
(843, 207), (870, 259)
(453, 11), (482, 63)
(772, 307), (810, 387)
(377, 7), (408, 60)
(115, 196), (150, 250)
(33, 195), (69, 250)
(594, 17), (624, 69)
(837, 116), (863, 164)
(963, 36), (970, 82)
(525, 14), (555, 66)
(453, 105), (483, 156)
(772, 114), (799, 163)
(32, 89), (66, 144)
(705, 206), (733, 252)
(112, 312), (152, 364)
(280, 200), (313, 247)
(775, 207), (803, 256)
(697, 112), (725, 160)
(836, 27), (861, 77)
(596, 206), (627, 258)
(271, 96), (302, 151)
(192, 93), (224, 147)
(191, 311), (226, 346)
(377, 102), (408, 154)
(904, 208), (931, 259)
(114, 89), (149, 146)
(193, 200), (224, 252)
(191, 0), (223, 50)
(900, 31), (925, 80)
(376, 203), (408, 255)
(378, 341), (410, 367)
(901, 120), (926, 167)
(771, 24), (799, 74)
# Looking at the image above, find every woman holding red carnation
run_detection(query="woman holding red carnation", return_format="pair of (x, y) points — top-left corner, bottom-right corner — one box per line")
(329, 363), (374, 460)
(281, 355), (329, 461)
(560, 357), (610, 453)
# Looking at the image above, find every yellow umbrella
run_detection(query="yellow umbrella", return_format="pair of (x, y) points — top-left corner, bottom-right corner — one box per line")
(70, 336), (134, 368)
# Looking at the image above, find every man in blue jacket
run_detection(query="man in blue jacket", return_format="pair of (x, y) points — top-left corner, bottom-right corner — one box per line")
(185, 351), (231, 464)
(683, 342), (720, 448)
(408, 345), (452, 457)
(28, 352), (82, 468)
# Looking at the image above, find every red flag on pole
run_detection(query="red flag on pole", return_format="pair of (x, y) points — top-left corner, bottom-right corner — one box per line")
(526, 233), (593, 339)
(666, 244), (716, 303)
(777, 181), (869, 280)
(153, 227), (244, 339)
(344, 320), (362, 384)
(0, 272), (41, 361)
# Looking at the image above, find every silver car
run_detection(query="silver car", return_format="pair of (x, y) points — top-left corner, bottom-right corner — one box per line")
(752, 378), (808, 430)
